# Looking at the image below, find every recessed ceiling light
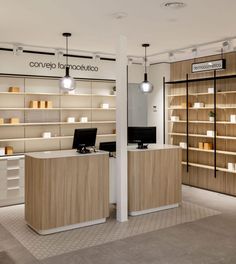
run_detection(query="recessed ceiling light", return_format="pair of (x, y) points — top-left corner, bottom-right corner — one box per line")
(112, 12), (128, 20)
(161, 1), (186, 9)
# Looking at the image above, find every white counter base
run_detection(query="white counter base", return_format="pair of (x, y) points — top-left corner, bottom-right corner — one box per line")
(129, 203), (179, 216)
(27, 218), (106, 235)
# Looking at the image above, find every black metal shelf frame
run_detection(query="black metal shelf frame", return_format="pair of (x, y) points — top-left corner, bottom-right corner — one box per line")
(163, 70), (233, 177)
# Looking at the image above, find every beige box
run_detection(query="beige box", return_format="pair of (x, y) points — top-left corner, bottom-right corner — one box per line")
(198, 142), (204, 149)
(46, 101), (53, 108)
(0, 118), (4, 124)
(9, 117), (20, 124)
(181, 102), (191, 108)
(5, 146), (13, 155)
(29, 101), (38, 108)
(38, 101), (46, 108)
(8, 87), (20, 93)
(204, 143), (213, 150)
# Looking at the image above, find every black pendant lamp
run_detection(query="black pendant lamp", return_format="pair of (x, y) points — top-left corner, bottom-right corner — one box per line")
(59, 32), (75, 91)
(139, 43), (153, 93)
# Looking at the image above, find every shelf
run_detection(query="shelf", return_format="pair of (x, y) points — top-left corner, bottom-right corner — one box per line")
(0, 121), (116, 127)
(0, 134), (116, 142)
(168, 91), (236, 98)
(168, 120), (236, 124)
(169, 132), (236, 140)
(0, 107), (116, 111)
(182, 161), (236, 174)
(168, 105), (236, 110)
(7, 186), (20, 191)
(0, 92), (116, 97)
(7, 176), (20, 180)
(188, 147), (236, 156)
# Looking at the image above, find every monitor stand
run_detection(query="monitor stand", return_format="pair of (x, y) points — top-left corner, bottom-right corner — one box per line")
(137, 143), (148, 149)
(77, 146), (91, 154)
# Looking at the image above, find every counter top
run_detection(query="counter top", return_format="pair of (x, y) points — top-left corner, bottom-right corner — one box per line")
(128, 144), (180, 152)
(25, 149), (108, 159)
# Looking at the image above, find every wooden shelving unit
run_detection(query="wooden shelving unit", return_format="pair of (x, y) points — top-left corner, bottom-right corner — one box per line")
(0, 74), (116, 155)
(164, 53), (236, 196)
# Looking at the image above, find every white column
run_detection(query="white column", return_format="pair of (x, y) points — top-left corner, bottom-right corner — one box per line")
(116, 35), (128, 222)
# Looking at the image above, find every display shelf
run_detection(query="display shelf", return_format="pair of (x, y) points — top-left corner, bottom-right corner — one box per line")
(168, 106), (236, 110)
(0, 121), (116, 126)
(0, 134), (116, 142)
(182, 161), (236, 174)
(169, 132), (236, 140)
(0, 107), (116, 110)
(168, 90), (236, 97)
(0, 75), (116, 157)
(168, 120), (236, 124)
(188, 147), (236, 156)
(0, 92), (116, 97)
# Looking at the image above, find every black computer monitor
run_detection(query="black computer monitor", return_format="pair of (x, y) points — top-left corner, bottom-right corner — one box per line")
(72, 128), (97, 153)
(128, 127), (156, 149)
(99, 141), (116, 156)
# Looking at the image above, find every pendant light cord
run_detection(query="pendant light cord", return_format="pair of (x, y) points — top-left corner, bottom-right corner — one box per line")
(145, 46), (147, 74)
(66, 36), (68, 66)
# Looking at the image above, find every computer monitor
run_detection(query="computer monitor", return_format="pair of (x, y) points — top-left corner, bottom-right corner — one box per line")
(128, 126), (156, 149)
(99, 141), (116, 156)
(72, 128), (97, 153)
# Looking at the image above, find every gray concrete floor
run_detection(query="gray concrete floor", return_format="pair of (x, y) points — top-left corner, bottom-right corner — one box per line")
(1, 185), (236, 264)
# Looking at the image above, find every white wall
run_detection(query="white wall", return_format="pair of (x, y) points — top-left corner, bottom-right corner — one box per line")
(148, 63), (170, 144)
(128, 64), (144, 84)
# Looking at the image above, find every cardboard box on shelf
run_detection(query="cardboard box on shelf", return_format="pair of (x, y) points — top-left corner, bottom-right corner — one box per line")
(0, 118), (4, 124)
(204, 143), (213, 150)
(181, 102), (191, 108)
(29, 101), (38, 108)
(9, 118), (20, 124)
(38, 101), (46, 108)
(8, 87), (20, 93)
(46, 101), (53, 108)
(5, 146), (13, 155)
(198, 142), (204, 149)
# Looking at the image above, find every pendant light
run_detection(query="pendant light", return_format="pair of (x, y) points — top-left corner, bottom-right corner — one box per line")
(139, 43), (153, 93)
(59, 32), (75, 91)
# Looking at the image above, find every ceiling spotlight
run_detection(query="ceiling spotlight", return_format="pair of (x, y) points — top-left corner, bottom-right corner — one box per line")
(93, 53), (101, 62)
(127, 57), (133, 65)
(112, 12), (128, 20)
(139, 44), (153, 93)
(55, 49), (64, 59)
(222, 40), (232, 52)
(161, 1), (186, 9)
(192, 47), (198, 57)
(169, 52), (175, 61)
(59, 32), (75, 91)
(13, 45), (23, 56)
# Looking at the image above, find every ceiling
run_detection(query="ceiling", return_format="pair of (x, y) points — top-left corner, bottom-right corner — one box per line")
(0, 0), (236, 60)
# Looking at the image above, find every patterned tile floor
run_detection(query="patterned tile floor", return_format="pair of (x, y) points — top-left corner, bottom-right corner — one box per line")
(0, 202), (220, 260)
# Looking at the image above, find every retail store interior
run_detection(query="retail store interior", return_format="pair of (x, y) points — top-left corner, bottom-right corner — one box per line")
(1, 0), (236, 263)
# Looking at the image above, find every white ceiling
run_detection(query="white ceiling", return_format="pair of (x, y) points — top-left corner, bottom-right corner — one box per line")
(0, 0), (236, 59)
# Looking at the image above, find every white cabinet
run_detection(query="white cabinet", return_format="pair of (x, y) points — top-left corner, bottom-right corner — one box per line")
(0, 155), (24, 206)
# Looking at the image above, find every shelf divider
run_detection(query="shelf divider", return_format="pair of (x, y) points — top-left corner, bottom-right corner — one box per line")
(214, 70), (217, 178)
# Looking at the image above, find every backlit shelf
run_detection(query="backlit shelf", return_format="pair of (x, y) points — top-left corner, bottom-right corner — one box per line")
(182, 161), (236, 174)
(169, 132), (236, 140)
(0, 134), (116, 142)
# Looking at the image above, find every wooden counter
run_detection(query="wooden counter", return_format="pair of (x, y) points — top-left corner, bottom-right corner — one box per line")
(128, 144), (182, 216)
(25, 150), (109, 235)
